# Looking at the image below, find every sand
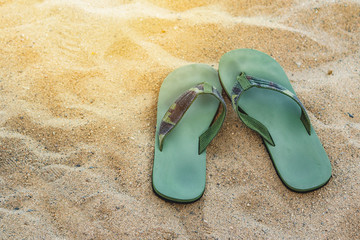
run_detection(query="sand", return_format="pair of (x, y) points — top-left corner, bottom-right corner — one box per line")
(0, 0), (359, 239)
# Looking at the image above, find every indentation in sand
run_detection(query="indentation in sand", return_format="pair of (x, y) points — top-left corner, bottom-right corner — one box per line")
(105, 36), (148, 61)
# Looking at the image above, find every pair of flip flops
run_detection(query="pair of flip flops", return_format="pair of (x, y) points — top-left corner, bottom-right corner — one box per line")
(153, 49), (332, 203)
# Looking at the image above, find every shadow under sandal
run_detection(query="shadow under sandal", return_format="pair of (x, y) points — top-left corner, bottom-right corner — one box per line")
(153, 64), (226, 202)
(219, 49), (332, 192)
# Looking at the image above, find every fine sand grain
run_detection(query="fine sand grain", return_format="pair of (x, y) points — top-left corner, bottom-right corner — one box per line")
(0, 0), (359, 239)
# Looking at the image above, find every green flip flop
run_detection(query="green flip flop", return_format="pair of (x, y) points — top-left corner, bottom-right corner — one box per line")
(153, 64), (226, 202)
(219, 49), (332, 192)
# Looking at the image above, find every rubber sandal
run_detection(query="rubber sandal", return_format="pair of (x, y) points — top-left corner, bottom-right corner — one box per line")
(218, 49), (332, 192)
(153, 64), (226, 202)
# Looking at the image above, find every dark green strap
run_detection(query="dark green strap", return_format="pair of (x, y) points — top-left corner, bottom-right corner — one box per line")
(231, 72), (311, 146)
(158, 82), (226, 154)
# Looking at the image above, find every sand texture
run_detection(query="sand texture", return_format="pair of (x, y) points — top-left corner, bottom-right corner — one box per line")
(0, 0), (359, 239)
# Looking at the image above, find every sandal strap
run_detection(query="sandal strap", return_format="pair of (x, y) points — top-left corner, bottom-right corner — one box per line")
(158, 82), (226, 154)
(231, 72), (311, 146)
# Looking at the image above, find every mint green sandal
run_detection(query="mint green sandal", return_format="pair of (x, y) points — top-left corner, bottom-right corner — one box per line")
(219, 49), (332, 192)
(153, 64), (226, 202)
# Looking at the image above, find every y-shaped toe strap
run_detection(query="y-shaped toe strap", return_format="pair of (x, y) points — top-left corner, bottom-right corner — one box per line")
(231, 72), (311, 146)
(158, 82), (226, 154)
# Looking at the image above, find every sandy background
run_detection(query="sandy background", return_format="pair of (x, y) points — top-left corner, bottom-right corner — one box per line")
(0, 0), (359, 239)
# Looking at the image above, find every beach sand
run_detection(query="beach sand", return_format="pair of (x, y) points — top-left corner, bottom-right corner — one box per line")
(0, 0), (359, 239)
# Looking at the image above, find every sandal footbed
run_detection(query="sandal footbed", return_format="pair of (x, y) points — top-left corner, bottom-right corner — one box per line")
(153, 64), (222, 202)
(219, 49), (332, 192)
